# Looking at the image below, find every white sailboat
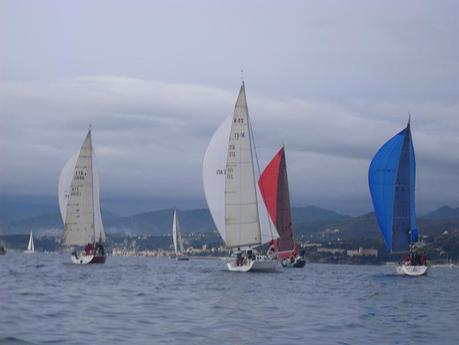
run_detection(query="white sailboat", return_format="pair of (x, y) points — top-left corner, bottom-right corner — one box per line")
(203, 82), (280, 272)
(58, 129), (107, 264)
(172, 209), (189, 261)
(24, 231), (35, 254)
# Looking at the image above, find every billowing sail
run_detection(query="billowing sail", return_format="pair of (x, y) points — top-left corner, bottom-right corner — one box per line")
(27, 231), (34, 252)
(203, 116), (233, 243)
(203, 83), (279, 248)
(58, 152), (79, 223)
(172, 209), (184, 255)
(59, 130), (106, 246)
(259, 147), (295, 256)
(369, 122), (417, 253)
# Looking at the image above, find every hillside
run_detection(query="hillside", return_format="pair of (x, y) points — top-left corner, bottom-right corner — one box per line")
(1, 201), (458, 242)
(422, 206), (459, 220)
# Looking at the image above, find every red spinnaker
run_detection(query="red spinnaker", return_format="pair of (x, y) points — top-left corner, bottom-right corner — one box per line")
(258, 147), (297, 259)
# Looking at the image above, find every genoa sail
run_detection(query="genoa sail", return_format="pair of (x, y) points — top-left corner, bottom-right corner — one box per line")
(368, 121), (417, 253)
(259, 147), (296, 258)
(172, 209), (184, 255)
(58, 130), (106, 246)
(203, 116), (233, 243)
(203, 83), (279, 249)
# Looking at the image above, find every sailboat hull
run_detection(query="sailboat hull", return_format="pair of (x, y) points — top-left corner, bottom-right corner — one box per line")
(71, 253), (107, 265)
(281, 256), (306, 268)
(396, 264), (429, 276)
(24, 250), (34, 254)
(176, 256), (189, 261)
(227, 256), (278, 272)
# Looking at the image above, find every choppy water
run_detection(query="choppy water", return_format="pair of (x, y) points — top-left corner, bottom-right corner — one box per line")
(0, 253), (458, 345)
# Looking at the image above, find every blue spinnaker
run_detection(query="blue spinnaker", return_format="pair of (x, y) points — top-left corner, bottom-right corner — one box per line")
(368, 124), (417, 253)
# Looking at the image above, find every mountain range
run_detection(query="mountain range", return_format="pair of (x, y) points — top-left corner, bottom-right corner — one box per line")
(1, 198), (458, 241)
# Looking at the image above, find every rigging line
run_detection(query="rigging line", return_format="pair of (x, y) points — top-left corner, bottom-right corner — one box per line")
(248, 108), (276, 243)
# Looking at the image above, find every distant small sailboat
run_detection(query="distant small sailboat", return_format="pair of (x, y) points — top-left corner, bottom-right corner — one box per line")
(369, 118), (429, 276)
(58, 129), (107, 264)
(259, 147), (305, 268)
(24, 231), (35, 254)
(172, 209), (189, 261)
(203, 82), (280, 272)
(0, 244), (6, 255)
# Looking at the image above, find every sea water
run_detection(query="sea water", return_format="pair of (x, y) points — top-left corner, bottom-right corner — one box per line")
(0, 253), (458, 345)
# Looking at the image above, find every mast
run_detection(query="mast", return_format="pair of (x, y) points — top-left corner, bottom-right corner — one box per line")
(89, 128), (96, 243)
(244, 83), (263, 246)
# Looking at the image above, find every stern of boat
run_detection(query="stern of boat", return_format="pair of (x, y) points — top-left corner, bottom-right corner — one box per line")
(396, 264), (429, 276)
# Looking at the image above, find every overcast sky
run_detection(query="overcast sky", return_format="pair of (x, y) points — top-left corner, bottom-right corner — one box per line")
(1, 0), (458, 215)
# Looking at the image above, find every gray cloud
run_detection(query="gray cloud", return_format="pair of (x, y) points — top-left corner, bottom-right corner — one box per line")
(0, 76), (457, 215)
(1, 0), (458, 215)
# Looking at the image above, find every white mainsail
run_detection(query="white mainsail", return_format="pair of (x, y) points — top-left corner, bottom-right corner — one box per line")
(27, 231), (34, 252)
(203, 83), (279, 249)
(172, 209), (184, 255)
(58, 130), (106, 246)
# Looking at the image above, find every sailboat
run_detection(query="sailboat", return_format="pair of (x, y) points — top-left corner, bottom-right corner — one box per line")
(172, 209), (189, 261)
(58, 129), (107, 264)
(24, 230), (35, 254)
(369, 118), (429, 276)
(259, 147), (305, 268)
(203, 82), (280, 272)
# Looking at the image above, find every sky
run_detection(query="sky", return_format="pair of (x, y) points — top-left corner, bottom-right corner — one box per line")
(0, 0), (458, 215)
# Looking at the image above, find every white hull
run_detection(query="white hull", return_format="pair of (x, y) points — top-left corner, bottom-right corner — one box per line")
(24, 250), (34, 254)
(396, 264), (429, 276)
(71, 252), (106, 264)
(227, 256), (278, 272)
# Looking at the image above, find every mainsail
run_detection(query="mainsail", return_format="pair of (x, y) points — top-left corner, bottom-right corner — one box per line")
(172, 209), (184, 255)
(58, 130), (106, 246)
(369, 121), (417, 253)
(259, 147), (296, 256)
(203, 83), (279, 249)
(27, 231), (34, 252)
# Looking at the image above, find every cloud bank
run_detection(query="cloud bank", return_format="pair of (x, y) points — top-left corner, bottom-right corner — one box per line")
(0, 76), (457, 214)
